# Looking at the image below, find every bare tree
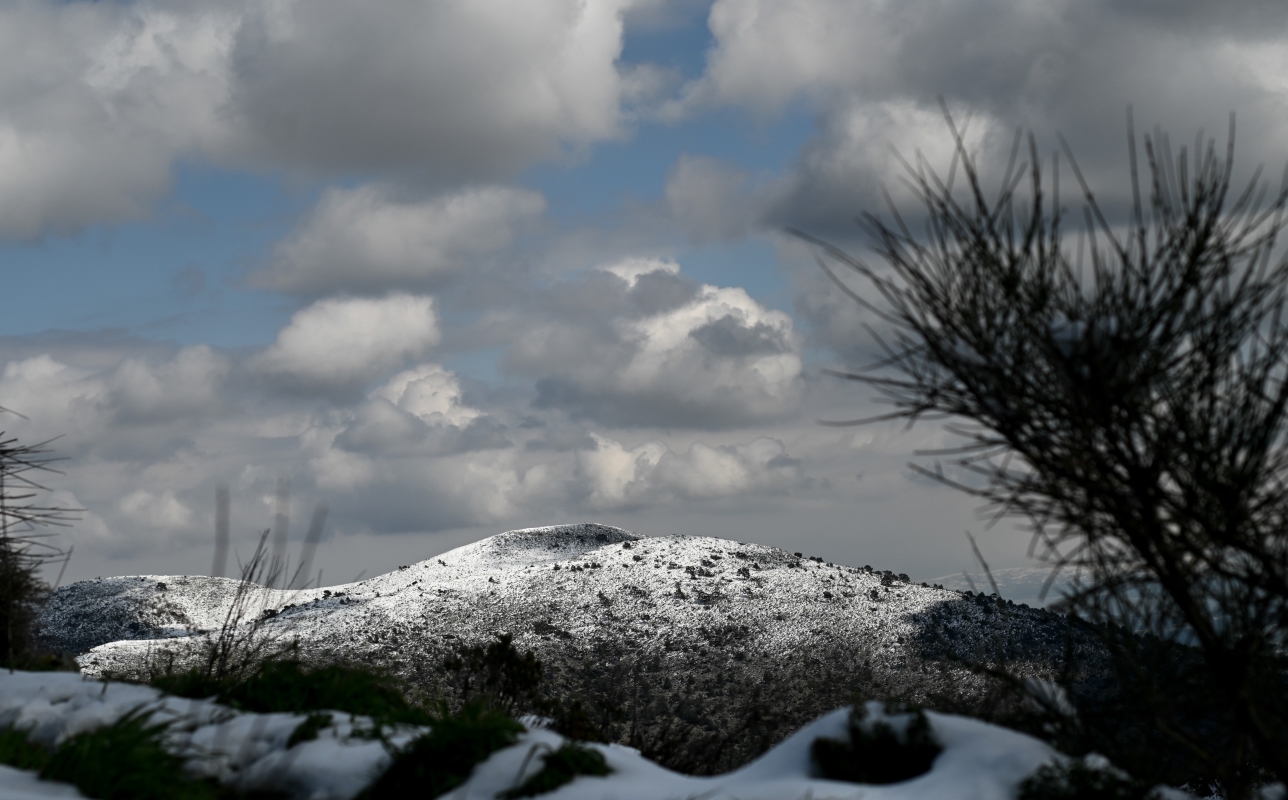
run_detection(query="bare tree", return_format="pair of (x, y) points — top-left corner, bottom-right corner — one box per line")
(798, 110), (1288, 794)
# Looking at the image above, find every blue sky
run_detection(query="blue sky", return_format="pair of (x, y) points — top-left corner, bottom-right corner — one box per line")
(3, 0), (1287, 590)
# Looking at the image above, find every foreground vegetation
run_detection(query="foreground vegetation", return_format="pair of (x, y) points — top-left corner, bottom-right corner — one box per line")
(0, 641), (1168, 800)
(801, 110), (1288, 796)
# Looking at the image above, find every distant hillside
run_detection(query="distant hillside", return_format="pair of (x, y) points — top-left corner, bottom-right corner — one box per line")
(38, 523), (1106, 774)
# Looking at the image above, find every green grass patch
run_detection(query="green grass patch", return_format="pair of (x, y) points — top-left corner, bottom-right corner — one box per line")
(501, 743), (612, 798)
(359, 700), (525, 799)
(0, 726), (50, 772)
(811, 704), (942, 785)
(0, 713), (294, 800)
(38, 709), (218, 800)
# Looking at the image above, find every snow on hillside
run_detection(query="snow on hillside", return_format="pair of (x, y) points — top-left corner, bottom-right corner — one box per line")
(38, 523), (1099, 774)
(0, 669), (1071, 800)
(41, 523), (1075, 682)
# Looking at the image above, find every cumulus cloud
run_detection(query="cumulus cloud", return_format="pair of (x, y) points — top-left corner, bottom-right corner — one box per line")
(255, 184), (546, 294)
(0, 342), (531, 561)
(0, 2), (235, 238)
(304, 448), (559, 534)
(577, 433), (802, 509)
(503, 258), (803, 427)
(0, 0), (635, 239)
(332, 365), (509, 457)
(106, 346), (230, 424)
(766, 98), (1001, 238)
(685, 0), (1288, 119)
(0, 355), (102, 438)
(224, 0), (631, 177)
(119, 488), (194, 531)
(676, 0), (1288, 235)
(372, 365), (481, 428)
(0, 327), (837, 582)
(251, 294), (440, 393)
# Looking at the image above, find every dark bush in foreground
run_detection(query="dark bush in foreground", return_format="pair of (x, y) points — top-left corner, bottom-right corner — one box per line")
(359, 700), (525, 799)
(0, 423), (77, 669)
(1020, 759), (1154, 800)
(501, 742), (613, 798)
(37, 710), (217, 800)
(0, 725), (49, 772)
(803, 111), (1288, 794)
(811, 703), (942, 784)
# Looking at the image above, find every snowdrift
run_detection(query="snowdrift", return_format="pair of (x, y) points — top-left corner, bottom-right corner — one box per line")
(0, 669), (1064, 799)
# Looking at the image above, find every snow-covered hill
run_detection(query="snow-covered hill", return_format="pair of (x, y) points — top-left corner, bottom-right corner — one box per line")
(38, 523), (1100, 772)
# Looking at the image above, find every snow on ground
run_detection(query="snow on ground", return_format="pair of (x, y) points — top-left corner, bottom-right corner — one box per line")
(0, 764), (87, 800)
(0, 669), (1066, 800)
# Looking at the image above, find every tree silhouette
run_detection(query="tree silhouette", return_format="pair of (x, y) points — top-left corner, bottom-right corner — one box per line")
(800, 110), (1288, 794)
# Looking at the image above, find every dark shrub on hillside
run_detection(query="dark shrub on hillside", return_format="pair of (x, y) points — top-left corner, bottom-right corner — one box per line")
(443, 633), (543, 716)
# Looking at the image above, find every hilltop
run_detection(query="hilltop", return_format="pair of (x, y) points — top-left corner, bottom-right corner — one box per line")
(38, 523), (1101, 773)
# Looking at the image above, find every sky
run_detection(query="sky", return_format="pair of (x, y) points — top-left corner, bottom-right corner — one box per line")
(3, 0), (1288, 589)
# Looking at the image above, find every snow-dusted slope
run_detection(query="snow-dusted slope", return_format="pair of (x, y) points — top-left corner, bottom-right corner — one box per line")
(0, 670), (1069, 800)
(39, 523), (1096, 772)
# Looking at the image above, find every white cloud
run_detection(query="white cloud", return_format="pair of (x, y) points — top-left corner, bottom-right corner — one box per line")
(256, 184), (546, 294)
(306, 446), (559, 533)
(372, 365), (481, 428)
(577, 433), (803, 509)
(0, 0), (634, 239)
(765, 97), (1002, 237)
(671, 0), (889, 115)
(506, 258), (803, 428)
(617, 282), (800, 404)
(119, 488), (193, 531)
(675, 0), (1288, 239)
(0, 329), (840, 582)
(0, 356), (107, 442)
(223, 0), (632, 177)
(0, 2), (236, 238)
(252, 295), (441, 392)
(107, 346), (230, 423)
(332, 365), (507, 457)
(603, 256), (680, 288)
